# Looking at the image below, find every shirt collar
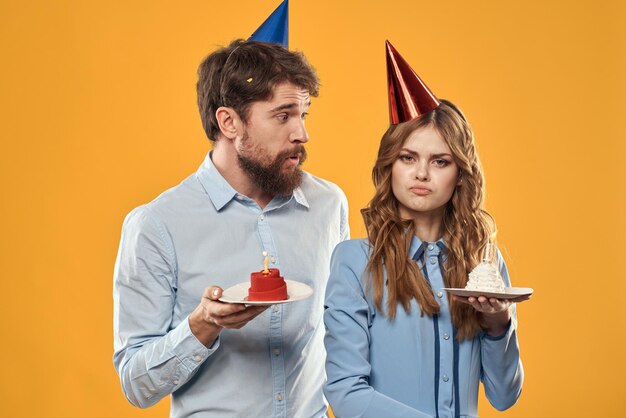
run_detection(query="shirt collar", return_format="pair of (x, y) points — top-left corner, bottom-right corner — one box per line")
(196, 152), (309, 211)
(409, 235), (448, 261)
(291, 186), (309, 209)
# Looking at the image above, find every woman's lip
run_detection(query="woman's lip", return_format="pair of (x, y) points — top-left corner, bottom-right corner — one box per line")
(410, 187), (432, 196)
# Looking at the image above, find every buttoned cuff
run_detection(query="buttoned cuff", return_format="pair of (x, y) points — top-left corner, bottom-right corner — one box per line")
(480, 317), (515, 342)
(170, 316), (221, 372)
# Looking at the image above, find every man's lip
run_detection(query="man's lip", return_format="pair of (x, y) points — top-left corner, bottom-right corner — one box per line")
(410, 186), (432, 195)
(283, 153), (301, 165)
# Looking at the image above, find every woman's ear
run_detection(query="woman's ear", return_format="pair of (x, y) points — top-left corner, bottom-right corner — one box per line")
(215, 107), (242, 140)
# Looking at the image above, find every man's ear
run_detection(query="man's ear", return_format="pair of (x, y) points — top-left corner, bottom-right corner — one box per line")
(215, 107), (242, 140)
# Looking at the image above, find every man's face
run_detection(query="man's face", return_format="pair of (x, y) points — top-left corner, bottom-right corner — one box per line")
(236, 82), (311, 196)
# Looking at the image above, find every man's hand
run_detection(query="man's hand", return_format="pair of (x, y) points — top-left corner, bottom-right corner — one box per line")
(453, 294), (531, 337)
(189, 286), (268, 347)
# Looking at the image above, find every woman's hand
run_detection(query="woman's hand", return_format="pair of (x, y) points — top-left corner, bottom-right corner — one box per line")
(452, 294), (531, 337)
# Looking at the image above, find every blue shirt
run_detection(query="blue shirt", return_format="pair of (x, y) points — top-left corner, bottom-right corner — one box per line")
(323, 238), (523, 418)
(113, 152), (349, 417)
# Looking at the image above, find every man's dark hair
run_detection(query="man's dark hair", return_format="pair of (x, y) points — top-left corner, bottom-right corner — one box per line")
(196, 39), (319, 141)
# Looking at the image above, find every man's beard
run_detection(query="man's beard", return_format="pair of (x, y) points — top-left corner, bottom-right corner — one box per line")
(237, 135), (307, 197)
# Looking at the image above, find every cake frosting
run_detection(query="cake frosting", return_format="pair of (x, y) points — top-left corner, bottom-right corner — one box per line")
(248, 268), (288, 301)
(465, 261), (505, 293)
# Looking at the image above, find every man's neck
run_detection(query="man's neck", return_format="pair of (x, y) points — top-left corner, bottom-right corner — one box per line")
(211, 142), (274, 208)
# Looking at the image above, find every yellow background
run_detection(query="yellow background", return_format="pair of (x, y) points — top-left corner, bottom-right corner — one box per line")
(1, 0), (624, 416)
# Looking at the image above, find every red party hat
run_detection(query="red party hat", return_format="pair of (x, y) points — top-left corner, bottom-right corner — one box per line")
(386, 40), (439, 124)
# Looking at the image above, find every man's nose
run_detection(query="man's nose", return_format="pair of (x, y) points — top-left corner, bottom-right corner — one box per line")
(290, 119), (309, 143)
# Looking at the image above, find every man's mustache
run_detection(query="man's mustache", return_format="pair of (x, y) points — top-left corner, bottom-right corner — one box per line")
(277, 145), (307, 164)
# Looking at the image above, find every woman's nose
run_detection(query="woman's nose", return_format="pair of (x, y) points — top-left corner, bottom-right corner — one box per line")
(414, 162), (429, 181)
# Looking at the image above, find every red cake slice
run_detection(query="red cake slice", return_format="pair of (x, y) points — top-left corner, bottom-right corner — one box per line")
(248, 268), (288, 301)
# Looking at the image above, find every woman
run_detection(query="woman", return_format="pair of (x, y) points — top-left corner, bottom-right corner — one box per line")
(323, 42), (529, 418)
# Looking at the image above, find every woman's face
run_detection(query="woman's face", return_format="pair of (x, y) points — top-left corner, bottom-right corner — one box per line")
(391, 125), (460, 221)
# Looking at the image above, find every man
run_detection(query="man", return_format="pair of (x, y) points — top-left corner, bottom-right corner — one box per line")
(113, 38), (349, 417)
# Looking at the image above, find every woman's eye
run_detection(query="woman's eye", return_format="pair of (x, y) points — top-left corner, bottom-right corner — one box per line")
(433, 159), (450, 167)
(399, 154), (414, 162)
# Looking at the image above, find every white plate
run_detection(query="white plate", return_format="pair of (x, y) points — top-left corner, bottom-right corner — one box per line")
(442, 287), (534, 300)
(219, 279), (314, 306)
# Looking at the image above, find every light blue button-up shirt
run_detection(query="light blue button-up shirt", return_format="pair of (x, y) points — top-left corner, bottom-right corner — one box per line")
(324, 237), (523, 418)
(113, 152), (349, 417)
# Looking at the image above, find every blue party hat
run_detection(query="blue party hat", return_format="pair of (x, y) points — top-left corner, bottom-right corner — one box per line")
(248, 0), (289, 47)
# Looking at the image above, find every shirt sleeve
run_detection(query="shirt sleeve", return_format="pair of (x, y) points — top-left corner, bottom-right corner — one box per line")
(323, 242), (433, 418)
(112, 206), (219, 408)
(479, 249), (524, 411)
(339, 189), (350, 241)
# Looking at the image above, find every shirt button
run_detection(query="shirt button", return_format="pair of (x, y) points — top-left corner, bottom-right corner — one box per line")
(273, 305), (280, 313)
(442, 375), (449, 382)
(259, 214), (265, 221)
(443, 333), (450, 340)
(427, 244), (434, 251)
(430, 257), (437, 265)
(273, 348), (281, 356)
(173, 379), (179, 385)
(277, 393), (283, 401)
(436, 291), (443, 298)
(194, 355), (202, 362)
(271, 256), (276, 263)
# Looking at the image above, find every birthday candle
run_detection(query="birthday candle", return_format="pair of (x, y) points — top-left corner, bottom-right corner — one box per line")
(483, 242), (491, 263)
(262, 251), (269, 274)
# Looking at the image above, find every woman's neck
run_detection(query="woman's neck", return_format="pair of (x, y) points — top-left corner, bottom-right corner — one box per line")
(411, 210), (444, 243)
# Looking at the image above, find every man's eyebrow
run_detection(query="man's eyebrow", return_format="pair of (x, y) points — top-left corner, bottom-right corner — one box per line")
(269, 100), (312, 113)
